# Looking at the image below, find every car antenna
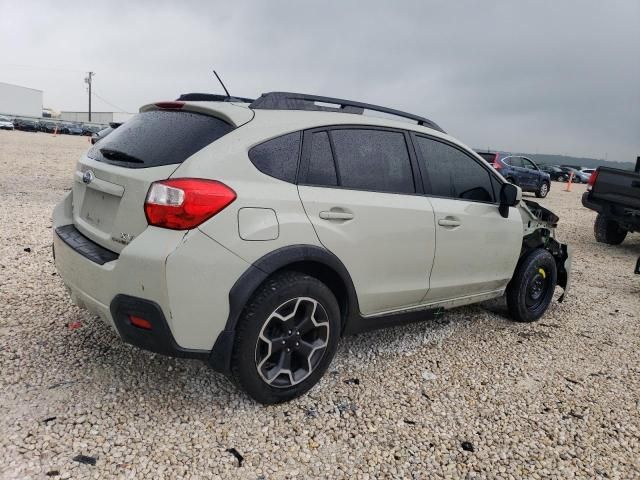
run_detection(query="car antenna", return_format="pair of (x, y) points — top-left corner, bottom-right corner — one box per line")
(213, 70), (231, 99)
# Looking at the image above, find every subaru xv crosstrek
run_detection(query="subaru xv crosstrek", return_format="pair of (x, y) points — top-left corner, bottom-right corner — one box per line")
(53, 92), (571, 404)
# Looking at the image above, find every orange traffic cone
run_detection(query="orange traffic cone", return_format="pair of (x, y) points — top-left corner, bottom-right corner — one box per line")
(565, 172), (573, 192)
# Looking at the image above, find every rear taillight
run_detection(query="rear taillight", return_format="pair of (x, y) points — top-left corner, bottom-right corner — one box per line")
(492, 161), (502, 170)
(144, 179), (236, 230)
(587, 169), (599, 190)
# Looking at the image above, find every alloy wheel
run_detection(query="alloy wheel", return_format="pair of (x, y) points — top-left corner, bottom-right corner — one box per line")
(255, 297), (330, 388)
(540, 183), (548, 196)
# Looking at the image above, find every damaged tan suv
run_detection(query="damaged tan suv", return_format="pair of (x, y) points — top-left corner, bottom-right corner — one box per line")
(53, 92), (571, 404)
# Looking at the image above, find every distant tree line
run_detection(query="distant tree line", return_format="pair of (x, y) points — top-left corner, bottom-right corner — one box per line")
(485, 151), (635, 170)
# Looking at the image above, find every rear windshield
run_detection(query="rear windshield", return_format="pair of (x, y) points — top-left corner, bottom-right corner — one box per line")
(87, 110), (233, 168)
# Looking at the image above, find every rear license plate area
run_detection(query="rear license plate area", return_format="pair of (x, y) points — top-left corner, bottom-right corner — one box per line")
(80, 188), (120, 231)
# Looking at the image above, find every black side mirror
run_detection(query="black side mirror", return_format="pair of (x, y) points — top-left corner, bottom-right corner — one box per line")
(499, 183), (519, 218)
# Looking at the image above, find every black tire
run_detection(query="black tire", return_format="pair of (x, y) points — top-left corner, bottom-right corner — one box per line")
(506, 248), (557, 322)
(231, 271), (341, 404)
(506, 177), (517, 186)
(535, 181), (550, 198)
(594, 213), (627, 245)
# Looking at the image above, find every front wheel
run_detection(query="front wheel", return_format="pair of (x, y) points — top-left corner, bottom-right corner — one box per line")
(231, 271), (341, 404)
(535, 181), (550, 198)
(506, 248), (557, 322)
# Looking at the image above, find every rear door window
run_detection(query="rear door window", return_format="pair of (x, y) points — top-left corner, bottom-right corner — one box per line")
(508, 156), (524, 168)
(87, 110), (233, 168)
(329, 129), (415, 193)
(307, 131), (338, 186)
(414, 135), (496, 203)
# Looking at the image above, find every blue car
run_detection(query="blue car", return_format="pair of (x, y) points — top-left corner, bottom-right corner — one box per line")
(475, 151), (551, 198)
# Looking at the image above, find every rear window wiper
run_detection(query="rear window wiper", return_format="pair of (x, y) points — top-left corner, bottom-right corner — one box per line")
(100, 148), (144, 164)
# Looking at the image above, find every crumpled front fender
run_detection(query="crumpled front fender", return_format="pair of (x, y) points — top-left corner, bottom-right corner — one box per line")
(518, 200), (571, 301)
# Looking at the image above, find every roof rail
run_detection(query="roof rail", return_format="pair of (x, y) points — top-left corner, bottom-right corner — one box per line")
(176, 93), (255, 103)
(249, 92), (445, 133)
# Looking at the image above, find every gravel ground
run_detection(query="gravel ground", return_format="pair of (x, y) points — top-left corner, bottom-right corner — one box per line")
(1, 130), (639, 479)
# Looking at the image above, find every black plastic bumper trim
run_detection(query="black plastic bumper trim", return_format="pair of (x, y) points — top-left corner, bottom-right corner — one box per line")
(110, 294), (208, 360)
(55, 224), (119, 265)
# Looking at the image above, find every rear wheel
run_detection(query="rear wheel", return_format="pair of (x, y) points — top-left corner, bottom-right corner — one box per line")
(231, 271), (340, 404)
(594, 213), (627, 245)
(507, 248), (557, 322)
(535, 181), (550, 198)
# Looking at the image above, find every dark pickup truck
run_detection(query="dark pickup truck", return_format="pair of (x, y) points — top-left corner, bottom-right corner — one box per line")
(582, 163), (640, 244)
(582, 159), (640, 274)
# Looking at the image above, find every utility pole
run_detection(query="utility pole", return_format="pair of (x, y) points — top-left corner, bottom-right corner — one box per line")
(85, 72), (95, 122)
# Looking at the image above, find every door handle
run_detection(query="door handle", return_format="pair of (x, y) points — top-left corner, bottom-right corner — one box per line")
(319, 210), (354, 221)
(438, 218), (461, 228)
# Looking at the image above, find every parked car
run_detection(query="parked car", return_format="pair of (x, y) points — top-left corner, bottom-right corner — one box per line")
(38, 120), (51, 132)
(0, 115), (14, 130)
(14, 118), (39, 132)
(90, 122), (122, 144)
(582, 166), (640, 245)
(53, 91), (571, 404)
(39, 121), (60, 133)
(82, 124), (102, 136)
(57, 122), (72, 134)
(539, 164), (570, 182)
(475, 151), (551, 198)
(580, 168), (596, 180)
(560, 167), (589, 183)
(62, 123), (84, 135)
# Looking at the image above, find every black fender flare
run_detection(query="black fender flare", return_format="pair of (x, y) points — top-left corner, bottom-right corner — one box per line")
(208, 244), (360, 373)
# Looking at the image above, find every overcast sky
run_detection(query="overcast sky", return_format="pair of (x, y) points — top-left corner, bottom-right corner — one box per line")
(1, 0), (638, 161)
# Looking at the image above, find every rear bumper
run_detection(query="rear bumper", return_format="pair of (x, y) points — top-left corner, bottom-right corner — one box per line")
(582, 192), (640, 232)
(110, 295), (208, 358)
(581, 192), (603, 213)
(53, 192), (251, 356)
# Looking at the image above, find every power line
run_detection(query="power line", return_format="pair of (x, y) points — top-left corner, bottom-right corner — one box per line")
(2, 63), (133, 114)
(91, 90), (132, 113)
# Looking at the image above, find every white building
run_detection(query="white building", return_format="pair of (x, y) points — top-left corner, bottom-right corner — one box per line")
(0, 81), (43, 118)
(60, 111), (133, 124)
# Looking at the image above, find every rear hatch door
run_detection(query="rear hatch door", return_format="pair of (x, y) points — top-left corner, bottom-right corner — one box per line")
(72, 105), (246, 253)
